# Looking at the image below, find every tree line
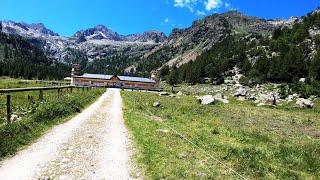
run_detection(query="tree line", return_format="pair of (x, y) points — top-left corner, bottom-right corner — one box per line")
(0, 32), (70, 80)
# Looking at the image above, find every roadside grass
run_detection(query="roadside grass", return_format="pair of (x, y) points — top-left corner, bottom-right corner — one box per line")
(0, 87), (104, 159)
(122, 91), (320, 179)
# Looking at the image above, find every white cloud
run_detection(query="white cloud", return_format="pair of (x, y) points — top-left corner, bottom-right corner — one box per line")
(204, 0), (222, 11)
(196, 10), (206, 16)
(174, 0), (199, 12)
(173, 0), (227, 14)
(164, 18), (169, 23)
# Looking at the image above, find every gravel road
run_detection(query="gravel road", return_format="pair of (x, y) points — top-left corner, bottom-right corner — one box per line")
(0, 88), (139, 180)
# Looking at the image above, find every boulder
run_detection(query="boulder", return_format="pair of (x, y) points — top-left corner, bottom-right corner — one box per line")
(177, 91), (183, 96)
(296, 98), (314, 109)
(213, 93), (229, 104)
(159, 92), (170, 96)
(153, 101), (161, 107)
(248, 94), (257, 101)
(266, 92), (277, 105)
(234, 87), (247, 97)
(198, 95), (215, 105)
(299, 78), (306, 83)
(286, 95), (294, 102)
(10, 114), (19, 122)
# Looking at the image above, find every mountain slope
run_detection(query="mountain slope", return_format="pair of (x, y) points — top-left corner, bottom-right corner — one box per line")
(165, 9), (320, 90)
(132, 11), (290, 75)
(0, 32), (69, 79)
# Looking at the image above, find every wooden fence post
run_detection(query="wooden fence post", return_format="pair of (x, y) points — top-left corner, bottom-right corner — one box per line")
(6, 94), (11, 124)
(39, 89), (44, 101)
(70, 87), (73, 93)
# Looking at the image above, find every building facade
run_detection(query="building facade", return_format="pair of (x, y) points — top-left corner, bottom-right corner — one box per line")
(72, 73), (159, 90)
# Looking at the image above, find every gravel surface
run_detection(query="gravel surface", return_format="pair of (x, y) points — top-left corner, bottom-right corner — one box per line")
(0, 88), (139, 180)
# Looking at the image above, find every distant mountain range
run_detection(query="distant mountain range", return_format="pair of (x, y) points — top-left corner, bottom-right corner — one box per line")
(0, 10), (304, 75)
(0, 21), (167, 62)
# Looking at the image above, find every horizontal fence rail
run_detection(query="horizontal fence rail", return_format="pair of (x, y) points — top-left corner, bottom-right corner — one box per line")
(0, 85), (75, 93)
(0, 85), (161, 125)
(0, 85), (101, 125)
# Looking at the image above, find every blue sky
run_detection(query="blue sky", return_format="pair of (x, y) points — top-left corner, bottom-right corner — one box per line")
(0, 0), (319, 37)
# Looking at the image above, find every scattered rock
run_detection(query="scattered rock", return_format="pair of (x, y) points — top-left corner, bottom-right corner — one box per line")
(177, 91), (183, 96)
(197, 95), (215, 105)
(286, 95), (294, 102)
(10, 114), (20, 122)
(248, 94), (257, 101)
(296, 98), (314, 109)
(234, 87), (247, 97)
(153, 101), (161, 107)
(266, 92), (277, 105)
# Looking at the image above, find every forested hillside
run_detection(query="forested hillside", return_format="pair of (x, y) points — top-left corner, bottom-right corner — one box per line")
(165, 10), (320, 90)
(0, 32), (70, 80)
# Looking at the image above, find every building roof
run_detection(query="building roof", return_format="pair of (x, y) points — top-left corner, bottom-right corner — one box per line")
(79, 73), (113, 80)
(118, 76), (155, 83)
(76, 73), (156, 83)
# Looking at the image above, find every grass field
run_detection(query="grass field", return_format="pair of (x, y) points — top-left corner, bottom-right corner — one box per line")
(122, 91), (320, 179)
(0, 77), (68, 89)
(0, 77), (105, 159)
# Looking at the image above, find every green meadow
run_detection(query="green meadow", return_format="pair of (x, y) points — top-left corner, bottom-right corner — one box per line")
(122, 91), (320, 179)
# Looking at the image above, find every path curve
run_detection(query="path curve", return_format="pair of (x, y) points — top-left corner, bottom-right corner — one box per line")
(0, 88), (138, 179)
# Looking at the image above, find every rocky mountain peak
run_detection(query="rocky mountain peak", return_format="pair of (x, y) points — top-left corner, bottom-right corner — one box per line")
(0, 21), (59, 37)
(29, 23), (59, 36)
(72, 25), (123, 43)
(126, 30), (167, 43)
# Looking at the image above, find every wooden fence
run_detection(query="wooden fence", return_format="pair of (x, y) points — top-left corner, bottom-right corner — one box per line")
(0, 85), (94, 124)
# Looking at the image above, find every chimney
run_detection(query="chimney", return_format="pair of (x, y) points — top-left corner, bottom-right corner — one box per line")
(151, 70), (160, 83)
(71, 64), (81, 85)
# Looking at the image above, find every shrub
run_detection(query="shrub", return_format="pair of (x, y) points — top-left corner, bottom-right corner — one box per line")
(239, 76), (250, 86)
(279, 84), (291, 99)
(290, 80), (320, 98)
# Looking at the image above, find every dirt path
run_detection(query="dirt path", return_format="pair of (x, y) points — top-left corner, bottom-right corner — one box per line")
(0, 88), (139, 180)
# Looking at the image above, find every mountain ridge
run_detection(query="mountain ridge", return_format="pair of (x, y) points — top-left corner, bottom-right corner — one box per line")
(0, 10), (307, 76)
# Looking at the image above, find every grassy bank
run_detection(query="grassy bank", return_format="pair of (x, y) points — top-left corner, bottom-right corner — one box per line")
(122, 91), (320, 179)
(0, 88), (104, 159)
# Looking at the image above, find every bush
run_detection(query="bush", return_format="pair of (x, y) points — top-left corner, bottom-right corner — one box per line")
(239, 76), (250, 86)
(279, 84), (291, 99)
(290, 80), (320, 98)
